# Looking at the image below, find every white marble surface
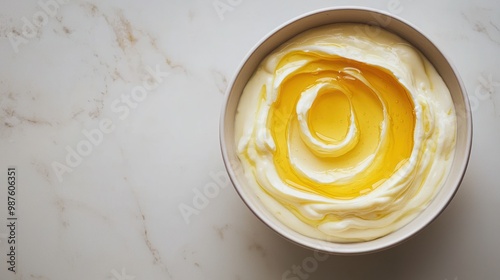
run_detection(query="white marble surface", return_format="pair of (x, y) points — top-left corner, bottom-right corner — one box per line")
(0, 0), (499, 279)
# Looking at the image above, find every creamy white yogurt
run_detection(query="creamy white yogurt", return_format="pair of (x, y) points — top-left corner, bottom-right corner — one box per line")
(235, 23), (456, 242)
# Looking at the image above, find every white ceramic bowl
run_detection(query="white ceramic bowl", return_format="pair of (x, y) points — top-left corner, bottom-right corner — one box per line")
(220, 7), (472, 254)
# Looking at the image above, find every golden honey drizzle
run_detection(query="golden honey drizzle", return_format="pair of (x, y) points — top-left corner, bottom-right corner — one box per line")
(268, 52), (415, 199)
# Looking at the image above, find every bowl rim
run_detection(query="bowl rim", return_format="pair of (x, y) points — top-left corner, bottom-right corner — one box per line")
(219, 6), (473, 254)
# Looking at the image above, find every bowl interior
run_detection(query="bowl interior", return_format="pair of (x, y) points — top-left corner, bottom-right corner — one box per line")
(220, 7), (472, 254)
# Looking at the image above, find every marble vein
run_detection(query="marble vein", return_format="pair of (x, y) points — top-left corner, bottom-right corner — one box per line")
(125, 179), (173, 279)
(212, 69), (229, 95)
(462, 8), (500, 45)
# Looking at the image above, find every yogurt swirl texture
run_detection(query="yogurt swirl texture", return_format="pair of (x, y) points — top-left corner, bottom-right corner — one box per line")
(235, 24), (456, 242)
